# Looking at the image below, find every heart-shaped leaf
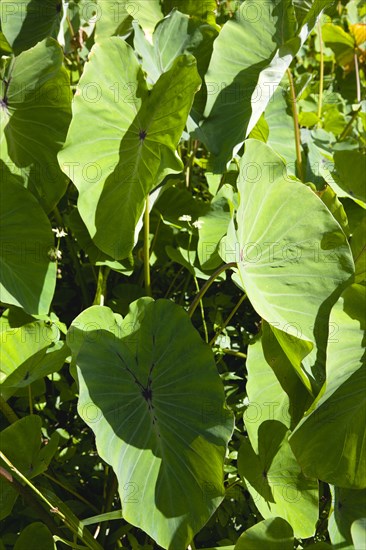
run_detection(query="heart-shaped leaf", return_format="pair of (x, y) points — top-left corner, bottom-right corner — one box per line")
(67, 299), (233, 550)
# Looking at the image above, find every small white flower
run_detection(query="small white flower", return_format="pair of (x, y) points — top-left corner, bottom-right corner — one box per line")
(55, 249), (62, 260)
(178, 214), (192, 222)
(192, 220), (204, 229)
(52, 228), (68, 238)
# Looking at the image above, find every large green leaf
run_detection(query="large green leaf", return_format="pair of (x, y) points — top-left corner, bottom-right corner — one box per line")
(58, 38), (200, 259)
(197, 0), (328, 170)
(14, 523), (56, 550)
(67, 299), (234, 550)
(0, 38), (72, 212)
(239, 337), (318, 538)
(1, 0), (62, 55)
(223, 139), (354, 343)
(0, 174), (56, 315)
(290, 284), (366, 489)
(235, 517), (293, 550)
(332, 151), (366, 204)
(0, 416), (59, 520)
(0, 308), (68, 400)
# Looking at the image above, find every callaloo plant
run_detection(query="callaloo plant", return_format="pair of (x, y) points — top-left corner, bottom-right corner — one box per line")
(0, 1), (365, 549)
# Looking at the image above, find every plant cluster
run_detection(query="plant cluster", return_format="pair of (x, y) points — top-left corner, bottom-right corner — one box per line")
(0, 0), (365, 549)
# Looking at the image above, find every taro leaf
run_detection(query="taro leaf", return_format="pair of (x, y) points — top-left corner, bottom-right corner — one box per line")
(290, 284), (366, 489)
(0, 174), (56, 315)
(265, 85), (297, 173)
(332, 150), (366, 204)
(67, 299), (233, 550)
(95, 0), (163, 40)
(0, 308), (68, 400)
(235, 517), (293, 550)
(14, 523), (56, 550)
(328, 486), (366, 548)
(163, 0), (217, 26)
(133, 10), (217, 115)
(58, 38), (200, 260)
(239, 337), (318, 539)
(1, 0), (62, 55)
(0, 38), (72, 212)
(223, 139), (354, 343)
(0, 416), (59, 520)
(94, 0), (132, 40)
(197, 0), (328, 171)
(351, 215), (366, 283)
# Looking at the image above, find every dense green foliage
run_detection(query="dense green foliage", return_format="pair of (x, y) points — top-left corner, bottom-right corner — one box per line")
(0, 1), (365, 549)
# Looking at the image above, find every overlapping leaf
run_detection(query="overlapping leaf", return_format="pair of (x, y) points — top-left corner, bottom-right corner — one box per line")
(1, 0), (62, 54)
(197, 0), (329, 170)
(224, 139), (354, 343)
(290, 284), (366, 489)
(0, 173), (56, 315)
(58, 38), (200, 259)
(239, 337), (318, 538)
(0, 38), (72, 212)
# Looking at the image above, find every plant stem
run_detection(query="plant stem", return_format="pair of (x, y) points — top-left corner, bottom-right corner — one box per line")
(43, 472), (99, 513)
(0, 451), (101, 550)
(149, 214), (161, 258)
(317, 19), (324, 124)
(287, 67), (304, 182)
(93, 266), (110, 306)
(144, 195), (152, 297)
(0, 451), (66, 518)
(98, 470), (118, 545)
(193, 276), (209, 343)
(0, 395), (19, 423)
(0, 467), (63, 536)
(220, 348), (247, 359)
(28, 385), (33, 415)
(188, 263), (236, 317)
(164, 265), (184, 298)
(354, 51), (361, 103)
(209, 293), (247, 346)
(337, 106), (361, 141)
